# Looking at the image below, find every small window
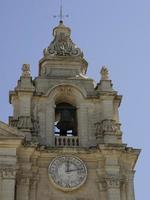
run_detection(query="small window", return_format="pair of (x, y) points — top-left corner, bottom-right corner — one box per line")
(54, 102), (77, 136)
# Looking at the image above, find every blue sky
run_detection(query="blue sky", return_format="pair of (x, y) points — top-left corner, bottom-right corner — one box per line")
(0, 0), (149, 199)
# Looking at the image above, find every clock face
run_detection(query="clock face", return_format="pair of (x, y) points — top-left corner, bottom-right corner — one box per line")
(48, 155), (87, 191)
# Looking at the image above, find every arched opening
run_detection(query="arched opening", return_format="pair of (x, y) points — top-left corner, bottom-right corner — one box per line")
(54, 102), (77, 136)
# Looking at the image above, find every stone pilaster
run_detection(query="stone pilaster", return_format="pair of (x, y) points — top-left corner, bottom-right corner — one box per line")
(77, 105), (88, 147)
(0, 167), (16, 200)
(38, 107), (46, 145)
(126, 171), (135, 200)
(105, 175), (121, 200)
(97, 179), (107, 200)
(45, 104), (55, 146)
(29, 178), (38, 200)
(121, 181), (127, 200)
(97, 175), (124, 200)
(16, 176), (30, 200)
(0, 176), (2, 200)
(101, 96), (114, 119)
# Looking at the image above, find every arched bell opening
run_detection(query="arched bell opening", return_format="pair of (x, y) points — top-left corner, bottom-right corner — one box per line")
(54, 102), (77, 136)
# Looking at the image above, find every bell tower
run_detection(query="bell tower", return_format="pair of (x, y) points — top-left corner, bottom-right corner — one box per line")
(7, 20), (140, 200)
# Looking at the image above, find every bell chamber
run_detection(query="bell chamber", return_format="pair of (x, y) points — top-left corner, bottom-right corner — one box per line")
(54, 102), (77, 136)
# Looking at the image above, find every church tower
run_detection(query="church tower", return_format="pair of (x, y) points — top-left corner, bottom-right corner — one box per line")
(0, 19), (140, 200)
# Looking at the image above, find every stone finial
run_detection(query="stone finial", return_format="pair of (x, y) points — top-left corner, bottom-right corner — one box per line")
(100, 66), (109, 80)
(22, 64), (31, 77)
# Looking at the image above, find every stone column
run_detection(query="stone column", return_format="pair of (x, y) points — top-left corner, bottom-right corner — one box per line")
(45, 105), (55, 146)
(77, 105), (88, 147)
(1, 168), (16, 200)
(105, 176), (121, 200)
(98, 180), (107, 200)
(38, 110), (46, 145)
(16, 177), (30, 200)
(101, 97), (114, 120)
(19, 95), (32, 116)
(121, 182), (127, 200)
(29, 179), (38, 200)
(0, 175), (2, 200)
(126, 171), (135, 200)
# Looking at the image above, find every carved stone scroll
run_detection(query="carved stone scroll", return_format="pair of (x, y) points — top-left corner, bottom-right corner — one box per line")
(95, 119), (121, 137)
(44, 21), (83, 57)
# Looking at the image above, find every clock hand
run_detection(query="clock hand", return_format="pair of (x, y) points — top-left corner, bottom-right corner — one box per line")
(66, 160), (70, 172)
(67, 168), (83, 172)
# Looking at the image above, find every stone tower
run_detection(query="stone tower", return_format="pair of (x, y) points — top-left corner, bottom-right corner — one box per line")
(0, 20), (140, 200)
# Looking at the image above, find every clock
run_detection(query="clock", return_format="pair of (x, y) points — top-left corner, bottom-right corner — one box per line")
(48, 155), (87, 191)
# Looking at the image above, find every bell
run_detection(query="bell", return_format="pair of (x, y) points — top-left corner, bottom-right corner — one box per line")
(56, 109), (74, 136)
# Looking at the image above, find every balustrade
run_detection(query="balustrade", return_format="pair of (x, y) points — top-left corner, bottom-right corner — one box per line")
(55, 136), (79, 147)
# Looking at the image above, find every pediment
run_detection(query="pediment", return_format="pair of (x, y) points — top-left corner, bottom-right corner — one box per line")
(0, 121), (25, 139)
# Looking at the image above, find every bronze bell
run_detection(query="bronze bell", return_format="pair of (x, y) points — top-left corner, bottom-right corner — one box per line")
(56, 109), (74, 136)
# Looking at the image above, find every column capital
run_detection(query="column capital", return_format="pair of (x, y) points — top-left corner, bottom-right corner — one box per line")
(105, 175), (121, 188)
(16, 176), (30, 186)
(0, 166), (16, 179)
(30, 176), (39, 189)
(97, 179), (107, 191)
(98, 175), (125, 189)
(126, 170), (135, 181)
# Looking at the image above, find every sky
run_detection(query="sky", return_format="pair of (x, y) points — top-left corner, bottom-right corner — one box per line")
(0, 0), (149, 199)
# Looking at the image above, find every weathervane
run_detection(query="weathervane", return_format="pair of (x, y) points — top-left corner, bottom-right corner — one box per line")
(53, 0), (69, 22)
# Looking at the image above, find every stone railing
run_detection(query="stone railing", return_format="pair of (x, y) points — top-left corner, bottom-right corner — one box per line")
(55, 136), (79, 147)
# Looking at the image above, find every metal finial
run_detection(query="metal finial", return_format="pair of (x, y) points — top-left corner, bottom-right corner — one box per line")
(53, 0), (69, 22)
(60, 0), (63, 21)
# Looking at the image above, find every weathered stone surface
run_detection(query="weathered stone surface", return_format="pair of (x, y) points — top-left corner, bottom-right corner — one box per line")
(0, 21), (140, 200)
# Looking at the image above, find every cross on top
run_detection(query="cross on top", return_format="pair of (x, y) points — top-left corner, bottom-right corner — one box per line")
(53, 0), (69, 22)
